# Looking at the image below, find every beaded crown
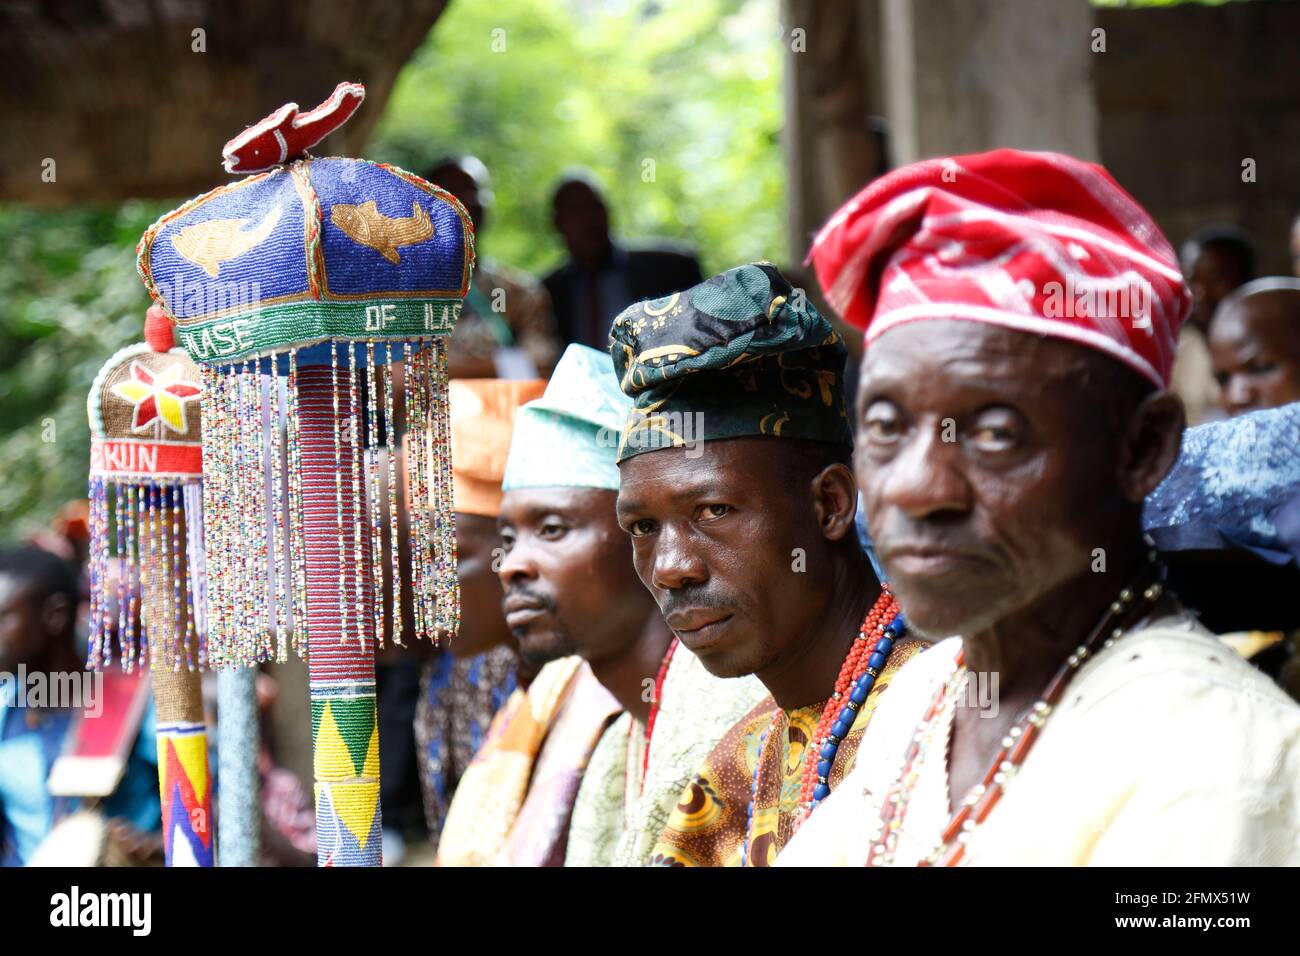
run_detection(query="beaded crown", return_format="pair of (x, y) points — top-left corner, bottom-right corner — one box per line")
(134, 83), (466, 669)
(137, 152), (474, 368)
(85, 309), (208, 672)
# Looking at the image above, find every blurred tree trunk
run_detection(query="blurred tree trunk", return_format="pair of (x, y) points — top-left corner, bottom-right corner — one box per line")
(781, 0), (883, 359)
(0, 0), (450, 205)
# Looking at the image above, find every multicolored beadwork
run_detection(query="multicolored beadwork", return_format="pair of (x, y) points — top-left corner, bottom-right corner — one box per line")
(85, 313), (217, 867)
(739, 587), (904, 865)
(138, 84), (470, 866)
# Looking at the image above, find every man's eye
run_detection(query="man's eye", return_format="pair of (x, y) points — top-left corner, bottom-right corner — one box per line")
(498, 532), (515, 552)
(699, 504), (731, 521)
(972, 428), (1015, 451)
(969, 413), (1020, 452)
(539, 521), (566, 539)
(628, 518), (657, 537)
(862, 400), (902, 443)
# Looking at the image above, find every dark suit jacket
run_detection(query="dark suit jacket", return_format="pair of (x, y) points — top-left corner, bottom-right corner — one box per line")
(543, 241), (705, 348)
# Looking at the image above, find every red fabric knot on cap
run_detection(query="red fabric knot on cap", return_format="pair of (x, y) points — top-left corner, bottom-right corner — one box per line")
(807, 148), (1190, 388)
(144, 302), (176, 353)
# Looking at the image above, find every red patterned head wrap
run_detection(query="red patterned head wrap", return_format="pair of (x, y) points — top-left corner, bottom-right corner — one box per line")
(808, 149), (1190, 388)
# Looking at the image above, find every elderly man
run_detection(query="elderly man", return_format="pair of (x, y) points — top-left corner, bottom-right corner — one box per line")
(777, 148), (1300, 866)
(611, 263), (925, 867)
(1209, 278), (1300, 416)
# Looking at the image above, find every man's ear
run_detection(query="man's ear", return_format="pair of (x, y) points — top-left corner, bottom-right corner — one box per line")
(1119, 391), (1185, 502)
(812, 463), (859, 542)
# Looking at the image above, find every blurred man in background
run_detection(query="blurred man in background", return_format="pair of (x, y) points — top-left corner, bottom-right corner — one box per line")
(426, 156), (561, 379)
(1173, 225), (1257, 423)
(1210, 278), (1300, 417)
(0, 546), (160, 865)
(414, 377), (544, 856)
(543, 172), (703, 349)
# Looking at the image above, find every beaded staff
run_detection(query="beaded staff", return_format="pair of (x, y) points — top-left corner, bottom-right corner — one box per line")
(136, 82), (469, 866)
(86, 306), (215, 867)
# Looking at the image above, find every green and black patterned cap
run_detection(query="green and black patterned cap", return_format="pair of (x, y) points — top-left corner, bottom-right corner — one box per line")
(610, 261), (852, 462)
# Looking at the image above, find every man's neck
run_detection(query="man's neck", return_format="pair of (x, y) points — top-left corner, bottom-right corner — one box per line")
(947, 534), (1153, 810)
(961, 535), (1151, 701)
(758, 549), (881, 711)
(586, 611), (674, 724)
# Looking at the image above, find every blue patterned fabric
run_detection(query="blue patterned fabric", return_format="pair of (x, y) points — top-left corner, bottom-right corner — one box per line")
(0, 685), (159, 866)
(1144, 402), (1300, 565)
(502, 344), (633, 492)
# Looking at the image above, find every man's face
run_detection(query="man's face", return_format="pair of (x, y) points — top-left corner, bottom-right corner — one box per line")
(497, 487), (644, 670)
(0, 574), (45, 672)
(1210, 293), (1300, 416)
(1184, 245), (1244, 333)
(616, 438), (840, 679)
(553, 183), (610, 264)
(450, 512), (512, 659)
(856, 320), (1139, 639)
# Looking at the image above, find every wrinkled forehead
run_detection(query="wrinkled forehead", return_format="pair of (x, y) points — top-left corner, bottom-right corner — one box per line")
(617, 437), (795, 511)
(860, 319), (1096, 399)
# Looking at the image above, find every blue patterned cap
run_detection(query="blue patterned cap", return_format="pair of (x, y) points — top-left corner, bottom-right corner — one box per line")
(138, 158), (475, 367)
(502, 344), (632, 492)
(1144, 402), (1300, 563)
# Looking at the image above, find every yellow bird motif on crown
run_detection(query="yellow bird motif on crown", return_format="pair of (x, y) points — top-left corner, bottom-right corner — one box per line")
(170, 206), (284, 278)
(330, 200), (435, 264)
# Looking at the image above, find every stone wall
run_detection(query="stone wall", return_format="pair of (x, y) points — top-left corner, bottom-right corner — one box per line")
(1095, 1), (1300, 275)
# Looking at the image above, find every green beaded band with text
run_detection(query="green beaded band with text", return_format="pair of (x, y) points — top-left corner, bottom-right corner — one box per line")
(174, 298), (463, 366)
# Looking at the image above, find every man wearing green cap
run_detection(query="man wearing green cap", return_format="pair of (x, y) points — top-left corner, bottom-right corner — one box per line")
(453, 343), (765, 867)
(612, 262), (924, 866)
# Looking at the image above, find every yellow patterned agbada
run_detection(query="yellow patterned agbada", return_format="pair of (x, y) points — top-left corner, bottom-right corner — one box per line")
(649, 638), (925, 867)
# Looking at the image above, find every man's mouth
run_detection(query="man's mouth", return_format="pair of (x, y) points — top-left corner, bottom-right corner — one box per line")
(882, 544), (985, 578)
(665, 609), (734, 650)
(503, 595), (549, 630)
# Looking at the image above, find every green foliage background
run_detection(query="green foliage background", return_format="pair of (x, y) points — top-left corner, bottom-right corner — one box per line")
(0, 0), (784, 542)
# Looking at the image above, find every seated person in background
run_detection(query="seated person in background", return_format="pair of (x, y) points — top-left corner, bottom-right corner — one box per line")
(426, 156), (561, 379)
(0, 546), (161, 865)
(543, 172), (703, 350)
(1172, 225), (1256, 423)
(782, 148), (1300, 866)
(1209, 278), (1300, 417)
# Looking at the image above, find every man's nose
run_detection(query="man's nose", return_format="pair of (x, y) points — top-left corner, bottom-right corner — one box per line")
(650, 524), (707, 592)
(497, 539), (537, 588)
(876, 421), (973, 520)
(1223, 374), (1257, 414)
